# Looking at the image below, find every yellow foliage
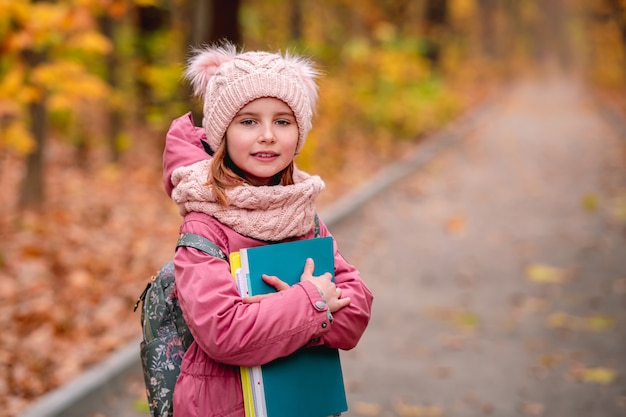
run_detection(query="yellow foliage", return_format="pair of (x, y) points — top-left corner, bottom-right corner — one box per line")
(31, 61), (109, 100)
(134, 0), (158, 6)
(67, 30), (112, 54)
(48, 95), (75, 112)
(17, 2), (69, 50)
(449, 0), (477, 23)
(0, 66), (24, 98)
(28, 2), (67, 29)
(18, 86), (43, 104)
(142, 63), (185, 101)
(0, 120), (35, 155)
(0, 0), (30, 22)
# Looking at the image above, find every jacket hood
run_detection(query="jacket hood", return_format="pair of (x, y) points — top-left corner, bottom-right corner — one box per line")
(163, 112), (210, 197)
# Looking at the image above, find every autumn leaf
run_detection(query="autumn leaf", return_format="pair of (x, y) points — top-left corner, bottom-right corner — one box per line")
(454, 311), (479, 329)
(538, 354), (561, 369)
(525, 264), (567, 283)
(547, 312), (615, 331)
(353, 401), (382, 416)
(132, 399), (151, 413)
(393, 400), (445, 417)
(571, 367), (617, 385)
(581, 193), (599, 211)
(586, 314), (615, 331)
(522, 402), (545, 416)
(445, 215), (466, 234)
(426, 306), (480, 329)
(546, 312), (579, 330)
(610, 195), (626, 223)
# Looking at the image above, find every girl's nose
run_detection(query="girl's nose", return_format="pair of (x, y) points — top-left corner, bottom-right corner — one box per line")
(259, 124), (276, 143)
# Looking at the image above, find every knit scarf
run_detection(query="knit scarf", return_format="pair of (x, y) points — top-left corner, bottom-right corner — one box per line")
(170, 159), (325, 241)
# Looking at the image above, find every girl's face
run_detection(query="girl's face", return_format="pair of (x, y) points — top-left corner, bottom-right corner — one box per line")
(226, 97), (299, 186)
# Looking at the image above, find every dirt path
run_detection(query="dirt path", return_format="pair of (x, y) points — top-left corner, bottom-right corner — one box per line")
(332, 75), (626, 417)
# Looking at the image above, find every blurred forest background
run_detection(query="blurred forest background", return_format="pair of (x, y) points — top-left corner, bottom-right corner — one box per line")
(1, 0), (625, 415)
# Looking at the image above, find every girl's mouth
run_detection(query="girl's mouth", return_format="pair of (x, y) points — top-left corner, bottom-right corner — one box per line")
(252, 152), (278, 159)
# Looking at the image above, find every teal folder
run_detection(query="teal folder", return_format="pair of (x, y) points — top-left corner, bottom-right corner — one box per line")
(237, 236), (348, 417)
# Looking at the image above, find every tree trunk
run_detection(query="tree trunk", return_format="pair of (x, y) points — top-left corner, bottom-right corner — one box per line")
(134, 5), (169, 123)
(209, 0), (241, 45)
(290, 0), (303, 42)
(605, 0), (626, 65)
(185, 0), (241, 124)
(99, 12), (122, 163)
(19, 53), (47, 211)
(476, 0), (497, 58)
(424, 0), (449, 67)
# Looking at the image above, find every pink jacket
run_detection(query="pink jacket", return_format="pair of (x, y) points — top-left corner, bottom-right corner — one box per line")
(163, 113), (374, 417)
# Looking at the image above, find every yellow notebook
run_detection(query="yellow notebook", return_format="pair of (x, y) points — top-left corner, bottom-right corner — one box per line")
(229, 252), (256, 417)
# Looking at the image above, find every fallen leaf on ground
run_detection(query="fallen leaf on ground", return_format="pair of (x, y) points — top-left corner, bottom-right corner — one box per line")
(522, 401), (545, 416)
(580, 367), (617, 385)
(353, 401), (382, 416)
(393, 400), (444, 417)
(445, 215), (466, 234)
(581, 193), (599, 211)
(546, 312), (614, 331)
(610, 195), (626, 222)
(525, 264), (568, 283)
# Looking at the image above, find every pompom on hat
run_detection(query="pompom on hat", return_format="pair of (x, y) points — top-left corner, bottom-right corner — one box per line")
(184, 42), (320, 154)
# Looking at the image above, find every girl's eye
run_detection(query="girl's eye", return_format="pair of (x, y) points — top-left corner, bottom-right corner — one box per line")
(241, 119), (256, 125)
(275, 119), (290, 126)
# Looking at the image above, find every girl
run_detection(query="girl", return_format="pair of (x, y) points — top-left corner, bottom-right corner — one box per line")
(163, 42), (373, 417)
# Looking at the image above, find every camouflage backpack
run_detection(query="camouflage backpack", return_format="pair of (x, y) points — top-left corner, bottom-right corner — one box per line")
(134, 233), (227, 417)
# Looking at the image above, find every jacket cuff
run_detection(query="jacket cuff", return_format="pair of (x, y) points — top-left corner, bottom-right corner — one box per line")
(297, 281), (333, 337)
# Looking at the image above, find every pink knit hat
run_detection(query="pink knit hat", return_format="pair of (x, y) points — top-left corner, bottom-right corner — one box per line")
(184, 43), (320, 154)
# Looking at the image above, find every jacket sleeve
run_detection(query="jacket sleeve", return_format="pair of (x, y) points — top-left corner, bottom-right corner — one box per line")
(174, 219), (334, 367)
(308, 221), (374, 350)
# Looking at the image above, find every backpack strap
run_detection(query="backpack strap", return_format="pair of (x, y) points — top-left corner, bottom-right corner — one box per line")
(133, 233), (227, 312)
(176, 233), (227, 261)
(176, 216), (319, 259)
(314, 214), (321, 238)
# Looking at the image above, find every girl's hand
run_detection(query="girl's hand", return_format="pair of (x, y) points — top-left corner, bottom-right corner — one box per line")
(242, 274), (290, 304)
(300, 258), (351, 313)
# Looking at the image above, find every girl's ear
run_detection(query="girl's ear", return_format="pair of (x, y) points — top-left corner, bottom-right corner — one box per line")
(185, 43), (238, 97)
